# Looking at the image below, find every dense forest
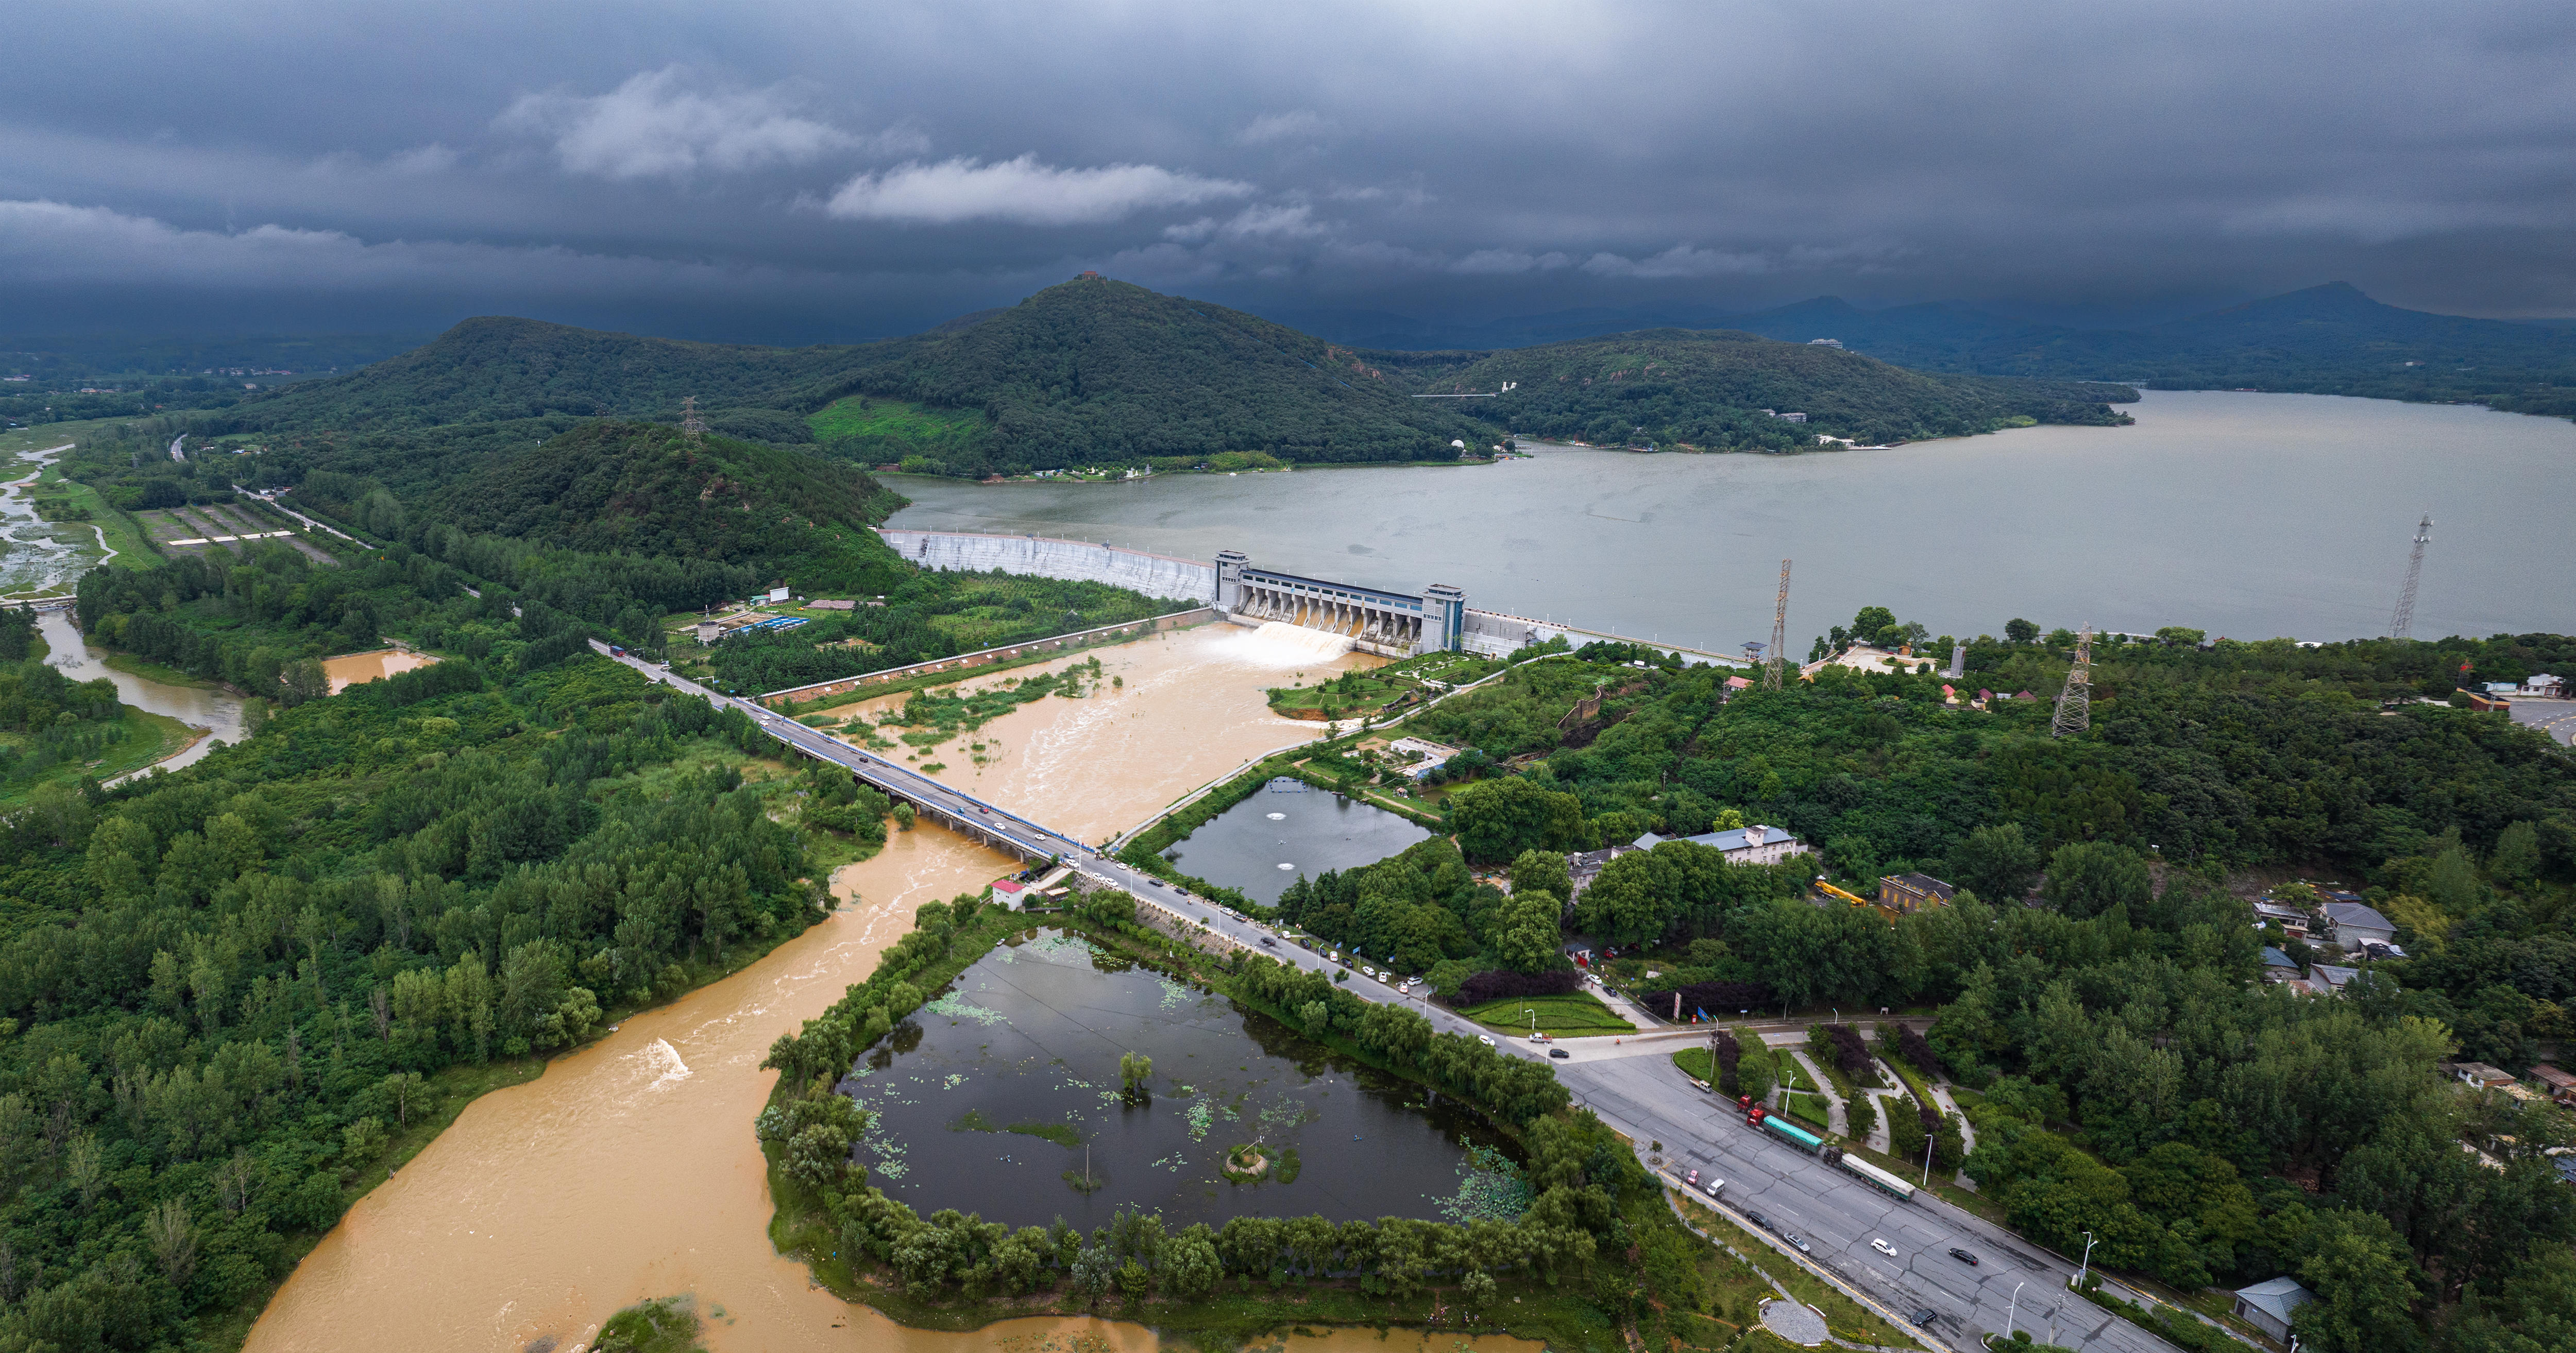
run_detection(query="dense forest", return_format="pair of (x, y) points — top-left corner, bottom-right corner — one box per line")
(1249, 619), (2574, 1351)
(0, 638), (826, 1350)
(1373, 330), (2135, 450)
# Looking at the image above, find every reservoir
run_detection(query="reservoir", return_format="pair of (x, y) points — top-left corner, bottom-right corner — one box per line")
(884, 389), (2576, 646)
(855, 928), (1520, 1229)
(1164, 782), (1434, 904)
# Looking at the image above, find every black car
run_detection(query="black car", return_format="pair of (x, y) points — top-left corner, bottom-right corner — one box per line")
(1746, 1211), (1770, 1230)
(1909, 1309), (1939, 1327)
(1259, 936), (1276, 946)
(1548, 1047), (1570, 1059)
(1948, 1247), (1979, 1265)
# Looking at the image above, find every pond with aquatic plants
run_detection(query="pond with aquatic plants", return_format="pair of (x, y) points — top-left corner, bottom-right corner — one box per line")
(843, 928), (1527, 1230)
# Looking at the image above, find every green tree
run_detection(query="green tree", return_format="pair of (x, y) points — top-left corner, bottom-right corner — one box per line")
(1493, 888), (1568, 973)
(2042, 841), (2150, 919)
(2293, 1209), (2426, 1353)
(1450, 777), (1589, 863)
(1508, 848), (1572, 903)
(2005, 618), (2040, 643)
(1947, 823), (2041, 903)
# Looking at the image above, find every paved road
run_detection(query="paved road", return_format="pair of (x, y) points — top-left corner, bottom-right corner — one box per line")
(592, 640), (2182, 1353)
(2511, 697), (2576, 747)
(1558, 1055), (2187, 1353)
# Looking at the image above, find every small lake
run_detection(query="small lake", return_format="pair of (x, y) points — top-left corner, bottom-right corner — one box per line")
(1164, 779), (1435, 904)
(845, 929), (1523, 1229)
(324, 647), (438, 694)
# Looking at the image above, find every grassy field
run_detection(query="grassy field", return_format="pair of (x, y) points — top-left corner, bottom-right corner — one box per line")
(1463, 991), (1637, 1037)
(807, 395), (986, 447)
(1785, 1092), (1832, 1132)
(0, 707), (193, 807)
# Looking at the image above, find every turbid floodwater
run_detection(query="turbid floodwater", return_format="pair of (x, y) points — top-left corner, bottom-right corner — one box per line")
(322, 646), (439, 693)
(35, 608), (241, 782)
(242, 623), (1471, 1353)
(883, 389), (2576, 646)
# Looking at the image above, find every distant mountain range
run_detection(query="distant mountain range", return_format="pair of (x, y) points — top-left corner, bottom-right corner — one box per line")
(217, 278), (2137, 479)
(1273, 283), (2576, 420)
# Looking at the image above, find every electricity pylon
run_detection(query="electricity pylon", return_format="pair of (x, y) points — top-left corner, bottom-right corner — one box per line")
(2389, 514), (2431, 640)
(680, 395), (708, 440)
(1764, 559), (1790, 691)
(2051, 624), (2094, 738)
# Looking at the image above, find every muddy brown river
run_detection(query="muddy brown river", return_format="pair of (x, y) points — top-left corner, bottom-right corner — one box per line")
(244, 625), (1489, 1353)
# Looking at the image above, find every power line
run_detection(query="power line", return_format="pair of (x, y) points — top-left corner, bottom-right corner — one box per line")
(1764, 559), (1790, 691)
(2389, 513), (2431, 640)
(2051, 624), (2094, 738)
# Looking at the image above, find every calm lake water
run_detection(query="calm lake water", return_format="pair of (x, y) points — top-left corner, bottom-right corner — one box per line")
(1164, 779), (1434, 904)
(885, 390), (2576, 647)
(850, 929), (1522, 1229)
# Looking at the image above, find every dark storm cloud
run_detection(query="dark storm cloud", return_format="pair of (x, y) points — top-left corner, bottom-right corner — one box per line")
(3, 0), (2571, 338)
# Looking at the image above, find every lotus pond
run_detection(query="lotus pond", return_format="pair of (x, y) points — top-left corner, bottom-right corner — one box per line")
(841, 928), (1528, 1229)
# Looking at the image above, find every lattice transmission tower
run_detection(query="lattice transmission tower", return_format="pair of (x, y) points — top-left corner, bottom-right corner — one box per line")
(2389, 514), (2431, 639)
(1764, 559), (1791, 691)
(2051, 624), (2095, 738)
(680, 395), (708, 440)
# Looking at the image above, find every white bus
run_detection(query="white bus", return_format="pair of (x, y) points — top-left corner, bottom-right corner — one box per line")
(1838, 1153), (1918, 1202)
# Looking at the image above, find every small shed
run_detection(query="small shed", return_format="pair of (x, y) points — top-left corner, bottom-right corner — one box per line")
(2231, 1277), (2315, 1342)
(2530, 1064), (2576, 1105)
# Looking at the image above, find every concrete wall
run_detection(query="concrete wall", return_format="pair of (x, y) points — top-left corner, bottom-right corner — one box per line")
(1463, 608), (1748, 668)
(760, 607), (1216, 705)
(877, 529), (1215, 603)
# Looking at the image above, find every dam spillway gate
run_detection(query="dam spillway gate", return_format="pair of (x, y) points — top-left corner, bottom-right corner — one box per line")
(1214, 551), (1465, 658)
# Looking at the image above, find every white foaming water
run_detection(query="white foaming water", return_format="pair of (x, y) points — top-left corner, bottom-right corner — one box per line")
(1216, 621), (1354, 667)
(641, 1038), (691, 1091)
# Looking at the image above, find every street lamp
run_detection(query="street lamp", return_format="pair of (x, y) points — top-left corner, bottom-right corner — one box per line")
(1922, 1118), (1937, 1186)
(2005, 1281), (2026, 1342)
(2073, 1230), (2097, 1290)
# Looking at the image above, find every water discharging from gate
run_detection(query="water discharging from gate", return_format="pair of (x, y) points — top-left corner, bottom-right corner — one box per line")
(243, 624), (1461, 1353)
(1216, 619), (1357, 666)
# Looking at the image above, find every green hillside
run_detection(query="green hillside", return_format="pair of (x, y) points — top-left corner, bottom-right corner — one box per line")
(1376, 329), (2134, 449)
(824, 278), (1490, 469)
(221, 315), (863, 431)
(424, 421), (910, 594)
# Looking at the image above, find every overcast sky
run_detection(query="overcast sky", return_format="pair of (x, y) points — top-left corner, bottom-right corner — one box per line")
(5, 0), (2572, 341)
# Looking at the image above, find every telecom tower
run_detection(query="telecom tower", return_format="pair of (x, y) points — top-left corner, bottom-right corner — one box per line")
(2051, 624), (2095, 738)
(1763, 559), (1791, 691)
(2389, 514), (2431, 640)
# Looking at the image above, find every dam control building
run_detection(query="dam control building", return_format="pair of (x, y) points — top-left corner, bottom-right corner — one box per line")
(1215, 550), (1466, 657)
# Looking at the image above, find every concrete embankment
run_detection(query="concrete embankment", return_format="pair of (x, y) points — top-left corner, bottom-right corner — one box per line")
(758, 606), (1216, 705)
(877, 529), (1215, 602)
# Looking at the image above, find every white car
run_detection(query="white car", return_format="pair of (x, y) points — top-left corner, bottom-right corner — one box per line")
(1870, 1238), (1898, 1258)
(1362, 966), (1377, 979)
(1478, 1034), (1496, 1047)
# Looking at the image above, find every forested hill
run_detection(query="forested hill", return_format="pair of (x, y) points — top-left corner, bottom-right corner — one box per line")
(418, 422), (910, 595)
(1374, 329), (2136, 449)
(218, 316), (863, 432)
(827, 278), (1493, 465)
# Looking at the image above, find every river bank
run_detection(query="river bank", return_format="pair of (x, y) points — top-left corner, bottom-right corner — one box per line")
(242, 625), (1370, 1353)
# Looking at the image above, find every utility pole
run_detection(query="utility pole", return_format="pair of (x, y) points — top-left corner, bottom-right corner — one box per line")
(680, 395), (708, 441)
(2073, 1230), (2097, 1290)
(1764, 559), (1791, 691)
(2050, 624), (2093, 738)
(2390, 513), (2431, 639)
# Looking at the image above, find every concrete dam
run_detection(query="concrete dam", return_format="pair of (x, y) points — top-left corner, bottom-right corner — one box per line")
(873, 528), (1745, 665)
